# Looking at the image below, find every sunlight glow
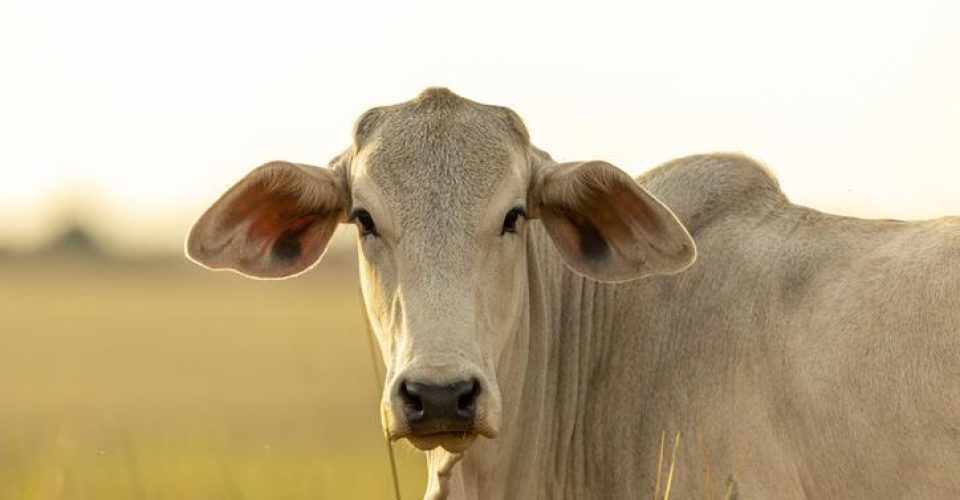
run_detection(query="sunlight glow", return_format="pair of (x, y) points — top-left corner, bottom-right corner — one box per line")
(1, 0), (958, 253)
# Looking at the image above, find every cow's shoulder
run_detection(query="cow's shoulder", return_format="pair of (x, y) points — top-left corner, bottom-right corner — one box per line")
(637, 153), (788, 235)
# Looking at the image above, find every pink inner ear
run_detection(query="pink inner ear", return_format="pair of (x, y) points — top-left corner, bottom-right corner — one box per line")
(221, 182), (342, 275)
(594, 182), (666, 238)
(562, 181), (669, 261)
(271, 214), (322, 262)
(187, 161), (349, 279)
(552, 207), (611, 262)
(537, 164), (694, 282)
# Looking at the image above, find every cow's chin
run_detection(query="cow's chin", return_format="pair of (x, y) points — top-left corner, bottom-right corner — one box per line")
(407, 432), (477, 453)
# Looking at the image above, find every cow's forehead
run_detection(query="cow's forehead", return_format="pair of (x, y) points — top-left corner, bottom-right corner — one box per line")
(350, 89), (530, 225)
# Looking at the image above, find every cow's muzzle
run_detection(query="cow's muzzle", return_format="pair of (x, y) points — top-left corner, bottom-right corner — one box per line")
(400, 378), (479, 434)
(390, 377), (490, 452)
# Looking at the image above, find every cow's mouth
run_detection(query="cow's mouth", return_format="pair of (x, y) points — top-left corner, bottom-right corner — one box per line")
(406, 431), (477, 453)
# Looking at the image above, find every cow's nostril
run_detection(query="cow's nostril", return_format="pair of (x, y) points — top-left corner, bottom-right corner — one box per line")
(399, 381), (425, 422)
(457, 379), (480, 416)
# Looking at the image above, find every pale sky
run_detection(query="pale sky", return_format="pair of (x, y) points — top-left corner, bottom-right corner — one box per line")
(1, 0), (958, 253)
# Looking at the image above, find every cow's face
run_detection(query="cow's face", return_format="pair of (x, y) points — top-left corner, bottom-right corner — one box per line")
(186, 88), (696, 454)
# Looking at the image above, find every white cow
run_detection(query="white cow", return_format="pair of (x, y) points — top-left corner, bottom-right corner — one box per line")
(187, 88), (960, 499)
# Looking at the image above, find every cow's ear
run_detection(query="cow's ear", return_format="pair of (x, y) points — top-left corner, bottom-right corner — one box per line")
(529, 161), (696, 282)
(186, 161), (350, 279)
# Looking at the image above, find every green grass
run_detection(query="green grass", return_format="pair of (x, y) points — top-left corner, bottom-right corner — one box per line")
(0, 254), (426, 499)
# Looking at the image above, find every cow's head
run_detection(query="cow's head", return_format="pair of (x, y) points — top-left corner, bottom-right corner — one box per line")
(186, 88), (695, 453)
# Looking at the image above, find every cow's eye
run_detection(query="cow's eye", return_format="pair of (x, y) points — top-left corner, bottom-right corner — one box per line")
(349, 208), (379, 237)
(501, 207), (526, 235)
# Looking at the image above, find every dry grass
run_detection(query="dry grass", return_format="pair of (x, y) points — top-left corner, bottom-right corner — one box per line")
(650, 426), (753, 500)
(0, 253), (426, 499)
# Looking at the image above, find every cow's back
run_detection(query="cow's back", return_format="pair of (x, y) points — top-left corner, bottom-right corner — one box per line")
(623, 154), (960, 498)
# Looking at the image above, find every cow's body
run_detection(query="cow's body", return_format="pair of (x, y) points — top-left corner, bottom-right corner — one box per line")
(186, 89), (960, 499)
(439, 153), (960, 499)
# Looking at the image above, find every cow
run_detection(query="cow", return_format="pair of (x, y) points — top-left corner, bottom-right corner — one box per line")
(186, 88), (960, 499)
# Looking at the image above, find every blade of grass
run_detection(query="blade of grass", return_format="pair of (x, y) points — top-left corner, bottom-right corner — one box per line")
(663, 431), (681, 500)
(360, 288), (402, 500)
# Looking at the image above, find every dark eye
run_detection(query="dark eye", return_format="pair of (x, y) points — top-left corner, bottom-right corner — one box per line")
(349, 208), (379, 237)
(501, 207), (526, 235)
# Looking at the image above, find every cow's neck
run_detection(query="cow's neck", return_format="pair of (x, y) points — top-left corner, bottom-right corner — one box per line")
(423, 223), (625, 499)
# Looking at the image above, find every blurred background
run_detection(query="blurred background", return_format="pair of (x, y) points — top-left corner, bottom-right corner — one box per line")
(1, 0), (958, 498)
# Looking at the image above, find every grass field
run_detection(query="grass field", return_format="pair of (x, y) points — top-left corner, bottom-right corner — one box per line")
(0, 251), (426, 499)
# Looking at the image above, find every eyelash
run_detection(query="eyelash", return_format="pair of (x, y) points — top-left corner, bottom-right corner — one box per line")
(349, 208), (379, 237)
(501, 207), (526, 235)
